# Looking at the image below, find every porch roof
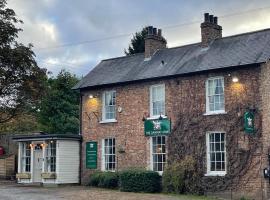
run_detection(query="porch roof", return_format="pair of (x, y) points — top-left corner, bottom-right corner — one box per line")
(12, 133), (81, 142)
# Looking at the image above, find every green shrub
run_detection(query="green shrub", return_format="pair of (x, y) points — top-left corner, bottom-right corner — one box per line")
(89, 171), (119, 189)
(119, 168), (161, 193)
(162, 156), (202, 194)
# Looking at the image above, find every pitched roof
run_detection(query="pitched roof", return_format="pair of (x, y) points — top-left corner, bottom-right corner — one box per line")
(74, 28), (270, 89)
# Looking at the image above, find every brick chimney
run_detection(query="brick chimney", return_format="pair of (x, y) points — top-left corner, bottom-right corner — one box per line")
(201, 13), (222, 47)
(144, 26), (167, 59)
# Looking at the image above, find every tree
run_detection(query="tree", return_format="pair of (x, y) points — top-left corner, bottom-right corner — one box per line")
(37, 70), (80, 134)
(124, 27), (148, 55)
(0, 0), (47, 124)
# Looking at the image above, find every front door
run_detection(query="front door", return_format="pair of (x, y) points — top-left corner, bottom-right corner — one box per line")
(33, 144), (43, 182)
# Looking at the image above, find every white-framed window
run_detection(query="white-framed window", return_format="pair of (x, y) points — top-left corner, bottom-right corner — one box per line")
(45, 141), (56, 172)
(206, 132), (226, 176)
(102, 138), (116, 171)
(150, 84), (165, 117)
(22, 142), (31, 173)
(151, 136), (166, 173)
(206, 77), (225, 114)
(102, 91), (116, 121)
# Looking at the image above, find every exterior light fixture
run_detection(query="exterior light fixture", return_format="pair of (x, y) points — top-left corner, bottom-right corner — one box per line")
(232, 77), (239, 83)
(89, 94), (94, 99)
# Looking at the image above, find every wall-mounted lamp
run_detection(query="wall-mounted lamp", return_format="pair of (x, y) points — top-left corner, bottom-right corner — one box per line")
(89, 94), (95, 99)
(232, 77), (239, 83)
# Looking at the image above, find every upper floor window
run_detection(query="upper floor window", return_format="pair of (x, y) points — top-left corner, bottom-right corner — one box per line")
(206, 77), (225, 113)
(150, 84), (165, 117)
(102, 91), (116, 121)
(206, 132), (226, 176)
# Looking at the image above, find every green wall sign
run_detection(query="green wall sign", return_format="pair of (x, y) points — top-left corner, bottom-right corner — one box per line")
(86, 141), (97, 169)
(244, 111), (255, 134)
(144, 119), (171, 136)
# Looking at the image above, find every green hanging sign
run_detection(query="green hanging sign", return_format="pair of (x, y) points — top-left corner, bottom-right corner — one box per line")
(86, 141), (97, 169)
(144, 119), (171, 136)
(244, 111), (255, 134)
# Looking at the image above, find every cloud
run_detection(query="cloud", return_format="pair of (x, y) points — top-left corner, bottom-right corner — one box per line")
(6, 0), (270, 76)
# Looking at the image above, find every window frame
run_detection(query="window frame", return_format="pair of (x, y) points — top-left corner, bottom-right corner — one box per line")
(205, 77), (225, 115)
(102, 138), (116, 172)
(150, 84), (165, 118)
(150, 136), (167, 174)
(45, 140), (56, 173)
(21, 142), (31, 173)
(102, 90), (117, 122)
(206, 132), (227, 176)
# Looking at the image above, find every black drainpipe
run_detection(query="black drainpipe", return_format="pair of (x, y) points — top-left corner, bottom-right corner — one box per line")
(79, 93), (83, 185)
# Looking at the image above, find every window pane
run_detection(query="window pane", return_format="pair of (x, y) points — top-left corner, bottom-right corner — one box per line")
(207, 78), (224, 112)
(208, 133), (226, 173)
(152, 136), (166, 172)
(151, 85), (165, 116)
(103, 138), (116, 171)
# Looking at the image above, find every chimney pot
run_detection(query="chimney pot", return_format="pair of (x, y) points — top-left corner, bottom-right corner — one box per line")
(153, 27), (157, 35)
(209, 15), (214, 23)
(158, 29), (162, 36)
(148, 26), (153, 35)
(204, 13), (210, 22)
(213, 17), (218, 25)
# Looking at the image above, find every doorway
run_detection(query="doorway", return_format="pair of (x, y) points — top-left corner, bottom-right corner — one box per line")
(33, 144), (43, 183)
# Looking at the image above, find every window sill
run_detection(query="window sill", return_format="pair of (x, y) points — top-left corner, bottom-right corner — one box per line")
(203, 111), (227, 116)
(205, 172), (226, 177)
(99, 119), (117, 124)
(147, 115), (167, 120)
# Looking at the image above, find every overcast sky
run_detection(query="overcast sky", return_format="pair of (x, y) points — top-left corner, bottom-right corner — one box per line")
(7, 0), (270, 76)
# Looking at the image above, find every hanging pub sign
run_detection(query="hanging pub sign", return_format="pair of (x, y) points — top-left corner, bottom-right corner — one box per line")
(144, 118), (171, 136)
(86, 141), (97, 169)
(244, 111), (255, 134)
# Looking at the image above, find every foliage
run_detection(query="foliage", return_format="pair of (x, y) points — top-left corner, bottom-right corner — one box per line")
(162, 156), (202, 194)
(0, 0), (47, 124)
(37, 70), (80, 134)
(0, 114), (39, 133)
(119, 168), (161, 193)
(89, 171), (119, 189)
(124, 27), (148, 55)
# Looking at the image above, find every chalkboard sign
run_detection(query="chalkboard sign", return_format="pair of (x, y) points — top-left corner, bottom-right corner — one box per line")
(86, 141), (97, 169)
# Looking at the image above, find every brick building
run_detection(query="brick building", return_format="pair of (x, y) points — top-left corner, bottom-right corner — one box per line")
(74, 13), (270, 199)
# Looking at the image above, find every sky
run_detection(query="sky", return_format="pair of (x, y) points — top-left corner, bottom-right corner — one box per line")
(7, 0), (270, 77)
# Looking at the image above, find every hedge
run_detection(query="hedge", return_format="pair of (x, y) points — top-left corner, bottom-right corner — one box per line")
(89, 171), (119, 189)
(119, 169), (161, 193)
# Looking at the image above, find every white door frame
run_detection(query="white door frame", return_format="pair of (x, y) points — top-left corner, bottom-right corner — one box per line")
(32, 141), (44, 183)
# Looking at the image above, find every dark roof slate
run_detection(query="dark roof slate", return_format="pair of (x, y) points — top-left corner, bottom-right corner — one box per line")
(74, 28), (270, 89)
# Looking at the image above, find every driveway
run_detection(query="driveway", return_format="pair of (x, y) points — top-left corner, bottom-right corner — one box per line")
(0, 181), (213, 200)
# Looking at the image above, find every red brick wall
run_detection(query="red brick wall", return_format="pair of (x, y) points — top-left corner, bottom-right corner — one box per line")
(80, 65), (269, 199)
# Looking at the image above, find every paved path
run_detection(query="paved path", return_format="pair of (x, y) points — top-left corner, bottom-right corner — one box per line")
(0, 181), (211, 200)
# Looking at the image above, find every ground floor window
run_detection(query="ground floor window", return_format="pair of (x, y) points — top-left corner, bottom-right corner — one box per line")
(151, 136), (166, 172)
(206, 132), (226, 175)
(103, 138), (116, 171)
(46, 140), (56, 172)
(22, 142), (31, 172)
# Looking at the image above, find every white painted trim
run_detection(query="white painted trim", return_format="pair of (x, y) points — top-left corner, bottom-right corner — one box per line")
(203, 111), (227, 116)
(149, 84), (165, 117)
(146, 115), (167, 120)
(99, 119), (117, 124)
(18, 142), (22, 173)
(102, 90), (116, 121)
(30, 142), (34, 183)
(205, 132), (227, 176)
(101, 139), (105, 171)
(205, 76), (225, 114)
